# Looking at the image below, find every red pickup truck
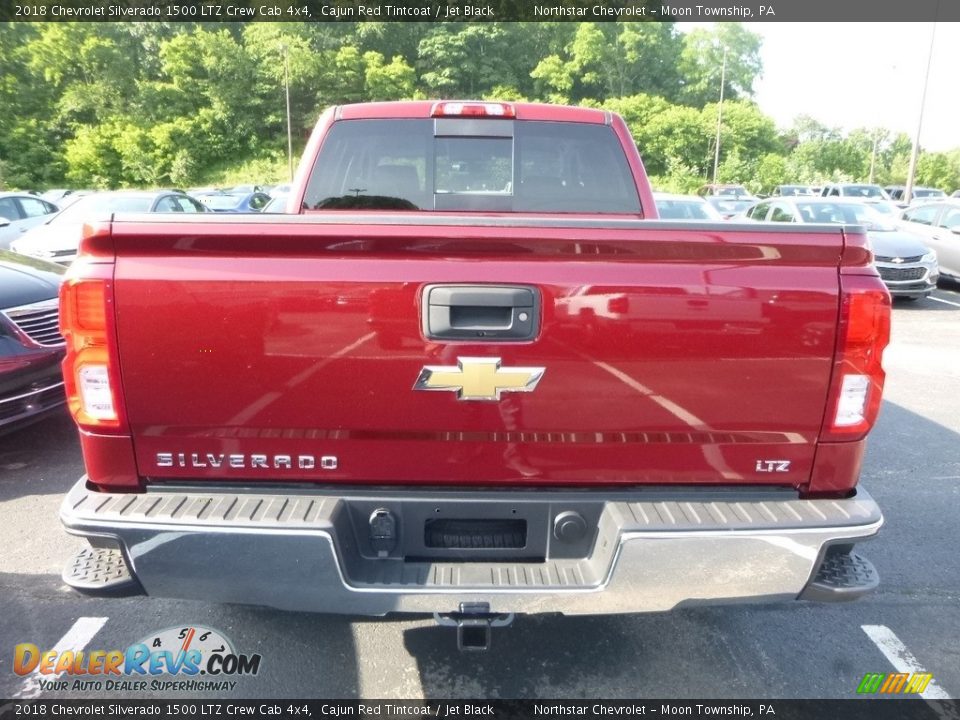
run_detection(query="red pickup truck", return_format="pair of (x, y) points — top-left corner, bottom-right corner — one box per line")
(59, 101), (889, 649)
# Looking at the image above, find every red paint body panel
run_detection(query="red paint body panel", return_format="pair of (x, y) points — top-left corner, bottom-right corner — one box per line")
(808, 439), (867, 495)
(79, 431), (139, 489)
(337, 101), (611, 124)
(67, 104), (887, 496)
(103, 218), (844, 489)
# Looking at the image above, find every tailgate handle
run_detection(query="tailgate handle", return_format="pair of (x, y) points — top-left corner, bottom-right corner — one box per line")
(423, 285), (540, 341)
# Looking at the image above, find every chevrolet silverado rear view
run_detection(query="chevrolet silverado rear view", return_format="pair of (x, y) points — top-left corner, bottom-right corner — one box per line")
(59, 102), (890, 646)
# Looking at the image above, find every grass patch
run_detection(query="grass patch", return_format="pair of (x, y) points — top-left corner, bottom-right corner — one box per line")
(193, 149), (303, 189)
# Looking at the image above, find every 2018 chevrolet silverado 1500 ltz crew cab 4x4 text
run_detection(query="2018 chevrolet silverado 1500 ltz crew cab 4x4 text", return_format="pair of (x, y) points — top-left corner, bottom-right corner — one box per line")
(59, 102), (890, 649)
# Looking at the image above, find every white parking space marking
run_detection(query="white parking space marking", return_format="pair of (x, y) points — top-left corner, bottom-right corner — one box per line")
(929, 295), (960, 308)
(862, 625), (956, 711)
(14, 617), (108, 699)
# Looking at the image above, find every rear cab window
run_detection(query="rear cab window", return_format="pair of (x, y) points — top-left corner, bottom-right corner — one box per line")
(304, 119), (640, 214)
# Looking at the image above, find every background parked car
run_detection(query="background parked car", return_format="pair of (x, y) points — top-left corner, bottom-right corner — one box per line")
(39, 189), (75, 203)
(697, 183), (753, 198)
(770, 184), (815, 197)
(260, 190), (291, 213)
(653, 192), (723, 220)
(885, 186), (946, 207)
(0, 250), (67, 435)
(10, 190), (207, 265)
(227, 184), (270, 194)
(738, 197), (938, 300)
(704, 196), (756, 219)
(862, 199), (903, 218)
(195, 190), (271, 213)
(898, 201), (960, 284)
(0, 193), (60, 250)
(819, 183), (891, 200)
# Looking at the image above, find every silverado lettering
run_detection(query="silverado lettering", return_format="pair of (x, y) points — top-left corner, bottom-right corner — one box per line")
(155, 453), (338, 470)
(59, 101), (890, 636)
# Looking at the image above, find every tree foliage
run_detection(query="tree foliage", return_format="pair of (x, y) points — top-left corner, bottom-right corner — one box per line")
(678, 23), (763, 107)
(0, 21), (957, 193)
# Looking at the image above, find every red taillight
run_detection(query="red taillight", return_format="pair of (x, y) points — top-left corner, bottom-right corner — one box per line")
(431, 101), (515, 118)
(60, 267), (127, 433)
(821, 275), (891, 441)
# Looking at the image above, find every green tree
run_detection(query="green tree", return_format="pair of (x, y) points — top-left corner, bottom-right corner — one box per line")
(242, 23), (327, 134)
(881, 133), (915, 185)
(787, 138), (868, 183)
(705, 100), (781, 168)
(678, 23), (763, 107)
(417, 24), (517, 98)
(755, 153), (788, 192)
(916, 152), (959, 191)
(24, 24), (140, 127)
(64, 123), (123, 188)
(530, 54), (574, 104)
(363, 52), (416, 101)
(531, 23), (683, 104)
(784, 114), (839, 145)
(642, 102), (710, 178)
(0, 24), (64, 188)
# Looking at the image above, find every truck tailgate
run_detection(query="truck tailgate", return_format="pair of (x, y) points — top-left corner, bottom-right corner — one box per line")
(109, 215), (842, 488)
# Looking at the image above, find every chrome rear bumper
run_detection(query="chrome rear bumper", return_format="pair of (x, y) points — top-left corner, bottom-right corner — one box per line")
(60, 479), (882, 615)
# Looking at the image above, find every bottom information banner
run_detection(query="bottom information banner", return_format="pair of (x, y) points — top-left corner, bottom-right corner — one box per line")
(1, 700), (958, 720)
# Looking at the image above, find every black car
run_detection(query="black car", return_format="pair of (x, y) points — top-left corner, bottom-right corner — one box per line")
(0, 250), (67, 434)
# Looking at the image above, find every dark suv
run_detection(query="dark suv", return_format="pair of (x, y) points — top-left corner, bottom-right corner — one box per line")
(0, 250), (67, 434)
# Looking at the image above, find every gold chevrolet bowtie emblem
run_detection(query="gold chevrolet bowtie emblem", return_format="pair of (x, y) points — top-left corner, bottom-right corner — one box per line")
(414, 357), (545, 401)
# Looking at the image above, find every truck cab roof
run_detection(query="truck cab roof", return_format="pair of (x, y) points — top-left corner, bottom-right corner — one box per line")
(336, 100), (611, 125)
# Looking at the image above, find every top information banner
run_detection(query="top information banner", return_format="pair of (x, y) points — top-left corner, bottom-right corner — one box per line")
(1, 0), (958, 22)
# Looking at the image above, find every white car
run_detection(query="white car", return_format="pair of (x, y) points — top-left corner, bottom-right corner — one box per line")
(0, 193), (60, 250)
(653, 192), (723, 221)
(11, 190), (206, 265)
(819, 183), (891, 200)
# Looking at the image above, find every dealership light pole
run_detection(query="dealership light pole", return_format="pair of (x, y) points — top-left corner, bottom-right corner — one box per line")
(904, 21), (937, 205)
(712, 47), (727, 186)
(281, 43), (294, 182)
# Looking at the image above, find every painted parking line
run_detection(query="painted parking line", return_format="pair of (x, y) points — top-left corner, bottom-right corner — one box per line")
(861, 624), (957, 720)
(14, 617), (108, 699)
(929, 296), (960, 308)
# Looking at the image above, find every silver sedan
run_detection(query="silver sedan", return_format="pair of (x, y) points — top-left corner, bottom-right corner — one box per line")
(898, 201), (960, 283)
(737, 197), (938, 300)
(0, 193), (60, 250)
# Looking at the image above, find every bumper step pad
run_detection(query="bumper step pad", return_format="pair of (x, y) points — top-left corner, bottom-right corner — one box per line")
(60, 479), (883, 614)
(63, 546), (142, 597)
(801, 551), (879, 602)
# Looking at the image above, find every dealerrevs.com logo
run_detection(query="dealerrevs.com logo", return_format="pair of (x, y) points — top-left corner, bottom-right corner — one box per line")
(13, 626), (261, 693)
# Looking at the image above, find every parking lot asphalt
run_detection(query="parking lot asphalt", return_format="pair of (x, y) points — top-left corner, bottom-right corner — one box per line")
(1, 285), (959, 702)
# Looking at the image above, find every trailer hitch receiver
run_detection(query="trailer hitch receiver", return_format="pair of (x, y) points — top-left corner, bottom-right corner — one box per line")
(434, 603), (514, 651)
